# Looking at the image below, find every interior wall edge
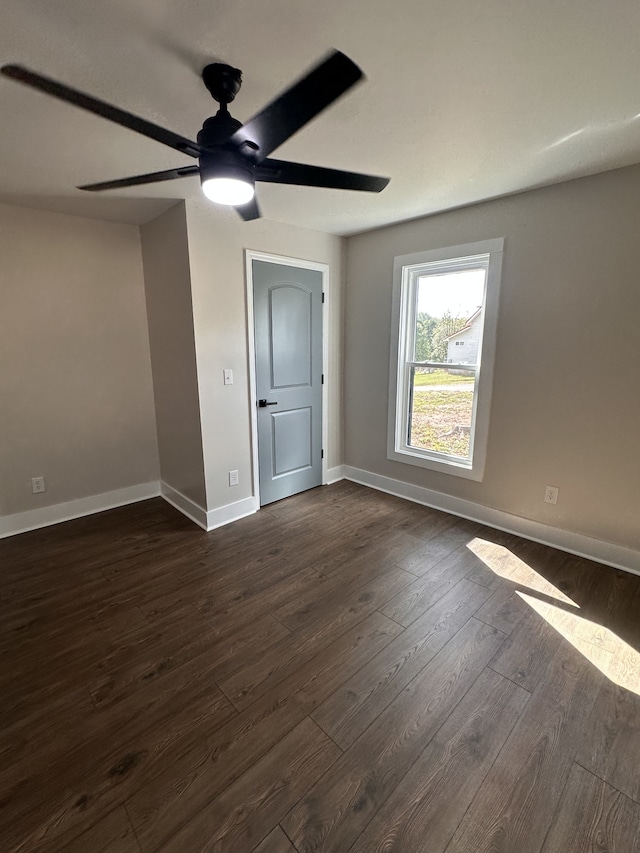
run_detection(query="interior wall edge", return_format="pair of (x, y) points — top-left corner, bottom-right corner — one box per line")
(344, 465), (640, 577)
(159, 481), (208, 531)
(160, 481), (257, 531)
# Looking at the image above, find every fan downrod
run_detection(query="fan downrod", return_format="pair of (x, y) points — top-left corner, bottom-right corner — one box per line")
(202, 64), (242, 107)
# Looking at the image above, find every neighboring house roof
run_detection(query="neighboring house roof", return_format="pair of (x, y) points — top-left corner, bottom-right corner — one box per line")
(445, 307), (482, 340)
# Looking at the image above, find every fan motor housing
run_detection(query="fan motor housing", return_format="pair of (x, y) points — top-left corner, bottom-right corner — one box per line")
(197, 113), (243, 149)
(199, 149), (255, 188)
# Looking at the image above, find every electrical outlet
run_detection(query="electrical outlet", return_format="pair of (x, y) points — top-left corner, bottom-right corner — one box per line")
(223, 369), (234, 385)
(31, 476), (46, 494)
(229, 469), (239, 486)
(544, 485), (559, 505)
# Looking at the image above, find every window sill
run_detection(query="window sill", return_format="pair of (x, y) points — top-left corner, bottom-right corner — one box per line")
(388, 445), (485, 482)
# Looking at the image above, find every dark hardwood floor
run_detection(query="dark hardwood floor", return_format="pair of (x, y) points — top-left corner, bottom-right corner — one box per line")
(2, 481), (639, 852)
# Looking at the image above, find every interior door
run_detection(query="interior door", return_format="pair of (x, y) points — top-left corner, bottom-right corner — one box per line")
(253, 259), (323, 506)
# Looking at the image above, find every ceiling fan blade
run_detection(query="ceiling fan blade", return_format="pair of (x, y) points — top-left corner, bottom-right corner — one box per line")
(256, 158), (389, 192)
(78, 165), (200, 192)
(1, 64), (205, 159)
(235, 197), (261, 221)
(227, 50), (362, 162)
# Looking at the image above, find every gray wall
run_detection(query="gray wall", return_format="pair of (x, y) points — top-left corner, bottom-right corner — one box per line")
(140, 203), (207, 508)
(344, 165), (640, 552)
(0, 203), (159, 515)
(184, 198), (344, 511)
(1, 197), (344, 526)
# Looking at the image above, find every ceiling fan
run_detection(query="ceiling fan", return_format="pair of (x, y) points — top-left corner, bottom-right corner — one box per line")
(1, 51), (389, 221)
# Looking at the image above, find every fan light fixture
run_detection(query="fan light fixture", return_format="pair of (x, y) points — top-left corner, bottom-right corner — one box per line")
(199, 151), (255, 207)
(201, 176), (254, 205)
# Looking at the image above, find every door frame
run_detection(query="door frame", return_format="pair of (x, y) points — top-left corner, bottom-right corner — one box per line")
(245, 250), (330, 507)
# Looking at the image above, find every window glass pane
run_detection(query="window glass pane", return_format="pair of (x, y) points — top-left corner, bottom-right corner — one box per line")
(408, 367), (476, 459)
(414, 269), (486, 364)
(390, 239), (503, 480)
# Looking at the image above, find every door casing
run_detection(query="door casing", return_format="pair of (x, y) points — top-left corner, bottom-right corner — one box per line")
(245, 250), (330, 507)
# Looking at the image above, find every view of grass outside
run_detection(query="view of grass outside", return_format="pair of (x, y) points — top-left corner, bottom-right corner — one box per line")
(413, 371), (472, 386)
(406, 270), (484, 459)
(409, 368), (475, 457)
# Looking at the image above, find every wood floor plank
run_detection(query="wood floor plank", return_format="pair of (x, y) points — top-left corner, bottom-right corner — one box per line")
(487, 605), (566, 692)
(474, 585), (529, 635)
(285, 561), (413, 645)
(463, 531), (544, 591)
(220, 566), (412, 710)
(446, 643), (603, 853)
(126, 611), (401, 852)
(487, 555), (615, 693)
(281, 618), (506, 853)
(312, 578), (491, 748)
(379, 545), (480, 627)
(0, 586), (148, 646)
(158, 718), (340, 853)
(2, 574), (193, 668)
(272, 554), (411, 631)
(28, 806), (142, 853)
(126, 688), (306, 852)
(1, 602), (153, 688)
(349, 668), (529, 853)
(390, 504), (460, 541)
(251, 826), (297, 853)
(189, 565), (337, 640)
(603, 567), (640, 644)
(306, 527), (424, 578)
(0, 685), (95, 770)
(195, 564), (326, 616)
(2, 682), (235, 852)
(87, 614), (289, 709)
(394, 518), (481, 575)
(464, 536), (604, 608)
(541, 763), (640, 853)
(1, 649), (234, 796)
(577, 681), (640, 803)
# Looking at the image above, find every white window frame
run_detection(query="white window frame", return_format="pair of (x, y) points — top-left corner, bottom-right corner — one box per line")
(387, 238), (504, 482)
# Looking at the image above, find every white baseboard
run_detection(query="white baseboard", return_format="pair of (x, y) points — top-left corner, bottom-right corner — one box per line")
(205, 495), (259, 531)
(7, 466), (633, 576)
(0, 481), (161, 539)
(325, 465), (345, 485)
(160, 482), (208, 531)
(343, 466), (640, 577)
(157, 484), (260, 532)
(1, 479), (260, 539)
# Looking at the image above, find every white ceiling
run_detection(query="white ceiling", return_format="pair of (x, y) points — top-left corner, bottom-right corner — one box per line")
(2, 0), (640, 235)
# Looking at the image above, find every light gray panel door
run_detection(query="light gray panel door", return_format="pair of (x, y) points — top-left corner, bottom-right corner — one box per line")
(253, 260), (323, 506)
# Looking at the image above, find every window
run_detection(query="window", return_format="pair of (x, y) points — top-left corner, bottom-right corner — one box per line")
(388, 239), (504, 481)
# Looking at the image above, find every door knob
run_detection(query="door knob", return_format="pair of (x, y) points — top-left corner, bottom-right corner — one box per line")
(258, 399), (278, 407)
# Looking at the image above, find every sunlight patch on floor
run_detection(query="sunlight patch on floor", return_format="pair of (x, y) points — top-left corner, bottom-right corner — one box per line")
(466, 538), (577, 606)
(518, 591), (640, 696)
